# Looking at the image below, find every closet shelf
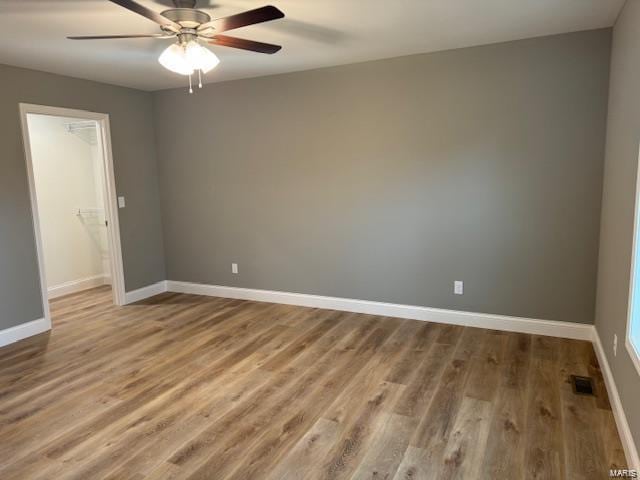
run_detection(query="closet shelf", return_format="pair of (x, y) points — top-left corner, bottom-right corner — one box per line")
(76, 208), (104, 216)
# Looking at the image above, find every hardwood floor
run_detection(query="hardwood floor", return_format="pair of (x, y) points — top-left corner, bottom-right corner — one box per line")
(0, 286), (627, 479)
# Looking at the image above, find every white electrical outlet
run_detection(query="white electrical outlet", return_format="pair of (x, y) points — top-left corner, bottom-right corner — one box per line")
(118, 196), (126, 208)
(614, 334), (618, 357)
(232, 263), (238, 274)
(454, 281), (463, 295)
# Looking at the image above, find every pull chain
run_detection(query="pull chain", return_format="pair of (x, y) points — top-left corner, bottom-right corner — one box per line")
(198, 69), (203, 89)
(188, 74), (193, 94)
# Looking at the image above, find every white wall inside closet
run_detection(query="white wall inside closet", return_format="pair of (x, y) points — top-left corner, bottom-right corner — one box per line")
(27, 114), (110, 296)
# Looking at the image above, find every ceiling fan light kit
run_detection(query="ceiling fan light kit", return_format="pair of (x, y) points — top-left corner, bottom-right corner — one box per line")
(68, 0), (285, 93)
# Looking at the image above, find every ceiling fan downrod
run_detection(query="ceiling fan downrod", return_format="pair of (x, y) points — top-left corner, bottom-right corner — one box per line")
(172, 0), (196, 8)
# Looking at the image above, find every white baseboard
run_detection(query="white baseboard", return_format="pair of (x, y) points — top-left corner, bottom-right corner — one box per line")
(1, 279), (166, 349)
(5, 279), (635, 467)
(592, 329), (640, 470)
(165, 281), (594, 341)
(48, 274), (109, 299)
(0, 317), (51, 348)
(167, 280), (639, 464)
(124, 281), (168, 304)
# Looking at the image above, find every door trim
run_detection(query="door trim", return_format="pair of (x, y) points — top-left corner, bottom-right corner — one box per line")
(18, 103), (127, 329)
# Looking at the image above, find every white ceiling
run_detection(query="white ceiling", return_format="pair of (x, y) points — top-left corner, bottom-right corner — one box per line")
(0, 0), (626, 91)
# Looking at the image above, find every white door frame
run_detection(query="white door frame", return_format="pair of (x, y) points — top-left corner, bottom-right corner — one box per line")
(18, 103), (126, 328)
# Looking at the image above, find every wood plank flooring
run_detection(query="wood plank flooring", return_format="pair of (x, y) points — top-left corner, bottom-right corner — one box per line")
(0, 286), (627, 479)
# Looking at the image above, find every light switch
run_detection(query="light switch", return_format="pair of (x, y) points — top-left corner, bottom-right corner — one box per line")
(118, 196), (126, 208)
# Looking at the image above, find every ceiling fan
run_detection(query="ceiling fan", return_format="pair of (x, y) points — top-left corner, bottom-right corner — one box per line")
(68, 0), (285, 92)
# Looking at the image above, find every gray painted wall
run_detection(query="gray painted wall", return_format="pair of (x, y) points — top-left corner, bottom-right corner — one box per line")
(154, 29), (611, 324)
(595, 0), (640, 452)
(0, 64), (166, 329)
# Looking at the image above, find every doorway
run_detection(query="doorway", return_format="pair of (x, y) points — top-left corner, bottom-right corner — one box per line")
(19, 104), (125, 328)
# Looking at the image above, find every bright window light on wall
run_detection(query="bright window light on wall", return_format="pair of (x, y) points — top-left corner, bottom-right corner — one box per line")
(626, 147), (640, 376)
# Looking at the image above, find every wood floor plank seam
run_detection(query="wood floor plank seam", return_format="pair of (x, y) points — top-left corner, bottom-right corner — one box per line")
(0, 287), (627, 479)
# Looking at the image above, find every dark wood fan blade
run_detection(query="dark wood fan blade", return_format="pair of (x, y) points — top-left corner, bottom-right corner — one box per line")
(198, 5), (284, 33)
(108, 0), (182, 31)
(68, 34), (174, 40)
(209, 35), (282, 54)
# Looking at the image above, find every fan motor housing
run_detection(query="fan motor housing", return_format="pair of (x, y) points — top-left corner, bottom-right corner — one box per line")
(161, 8), (211, 29)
